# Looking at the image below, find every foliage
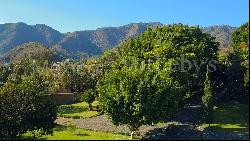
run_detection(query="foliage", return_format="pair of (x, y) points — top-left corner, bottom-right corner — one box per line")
(0, 63), (14, 83)
(202, 67), (214, 125)
(224, 22), (249, 101)
(97, 61), (184, 138)
(114, 24), (218, 101)
(0, 72), (57, 139)
(213, 22), (249, 102)
(96, 24), (221, 138)
(51, 60), (95, 93)
(80, 89), (97, 110)
(227, 52), (245, 100)
(232, 22), (249, 91)
(232, 22), (249, 48)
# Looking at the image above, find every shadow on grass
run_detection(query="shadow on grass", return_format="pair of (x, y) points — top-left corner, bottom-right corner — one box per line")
(212, 102), (249, 125)
(143, 124), (249, 140)
(19, 124), (68, 140)
(204, 101), (249, 135)
(142, 124), (202, 140)
(167, 105), (205, 125)
(143, 101), (249, 140)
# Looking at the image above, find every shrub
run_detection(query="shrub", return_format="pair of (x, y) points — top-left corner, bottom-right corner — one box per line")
(0, 73), (57, 139)
(81, 89), (96, 111)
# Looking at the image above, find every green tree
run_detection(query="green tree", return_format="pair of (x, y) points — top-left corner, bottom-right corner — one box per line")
(81, 89), (96, 111)
(202, 66), (214, 125)
(97, 61), (184, 139)
(53, 60), (95, 93)
(0, 72), (57, 139)
(225, 22), (249, 101)
(97, 24), (219, 138)
(113, 24), (218, 101)
(232, 22), (249, 48)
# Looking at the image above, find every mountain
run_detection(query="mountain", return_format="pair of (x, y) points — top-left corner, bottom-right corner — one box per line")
(0, 22), (236, 58)
(56, 22), (163, 56)
(0, 22), (62, 54)
(202, 25), (236, 49)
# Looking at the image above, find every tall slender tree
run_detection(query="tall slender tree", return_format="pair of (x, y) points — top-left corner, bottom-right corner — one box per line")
(202, 66), (214, 126)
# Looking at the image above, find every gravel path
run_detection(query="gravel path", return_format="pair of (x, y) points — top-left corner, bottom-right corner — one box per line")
(55, 104), (203, 136)
(55, 104), (249, 140)
(56, 115), (168, 135)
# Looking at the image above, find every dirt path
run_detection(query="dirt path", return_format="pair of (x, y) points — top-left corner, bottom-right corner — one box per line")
(56, 115), (170, 135)
(55, 104), (249, 140)
(55, 104), (203, 136)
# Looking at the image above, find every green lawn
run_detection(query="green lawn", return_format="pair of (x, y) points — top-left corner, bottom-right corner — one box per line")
(22, 125), (136, 140)
(200, 101), (249, 136)
(57, 101), (101, 119)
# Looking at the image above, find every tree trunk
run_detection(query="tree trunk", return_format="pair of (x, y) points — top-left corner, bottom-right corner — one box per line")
(89, 104), (92, 111)
(130, 130), (136, 139)
(128, 125), (139, 139)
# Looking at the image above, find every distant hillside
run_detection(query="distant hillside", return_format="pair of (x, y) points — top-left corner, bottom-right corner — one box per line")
(1, 42), (72, 63)
(56, 22), (163, 55)
(0, 22), (62, 53)
(0, 22), (236, 58)
(202, 25), (236, 49)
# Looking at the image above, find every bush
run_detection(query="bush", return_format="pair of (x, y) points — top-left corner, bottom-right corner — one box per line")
(80, 89), (96, 111)
(0, 73), (57, 139)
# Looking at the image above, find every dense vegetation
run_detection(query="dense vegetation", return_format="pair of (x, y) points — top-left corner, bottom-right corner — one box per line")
(0, 72), (57, 139)
(96, 23), (220, 138)
(216, 22), (249, 101)
(0, 22), (248, 139)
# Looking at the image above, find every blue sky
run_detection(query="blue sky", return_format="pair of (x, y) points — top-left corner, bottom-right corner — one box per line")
(0, 0), (248, 32)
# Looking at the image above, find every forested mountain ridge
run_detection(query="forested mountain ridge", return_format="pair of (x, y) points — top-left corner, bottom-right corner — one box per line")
(0, 22), (236, 58)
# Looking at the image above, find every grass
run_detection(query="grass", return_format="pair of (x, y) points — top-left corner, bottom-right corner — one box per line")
(22, 125), (137, 140)
(57, 101), (101, 119)
(199, 101), (249, 136)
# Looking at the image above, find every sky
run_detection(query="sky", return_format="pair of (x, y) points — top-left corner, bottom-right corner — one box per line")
(0, 0), (249, 33)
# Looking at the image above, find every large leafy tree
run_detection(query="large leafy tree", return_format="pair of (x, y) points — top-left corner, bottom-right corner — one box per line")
(97, 61), (183, 138)
(114, 24), (219, 100)
(228, 23), (249, 98)
(97, 24), (219, 138)
(0, 72), (57, 139)
(218, 22), (249, 101)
